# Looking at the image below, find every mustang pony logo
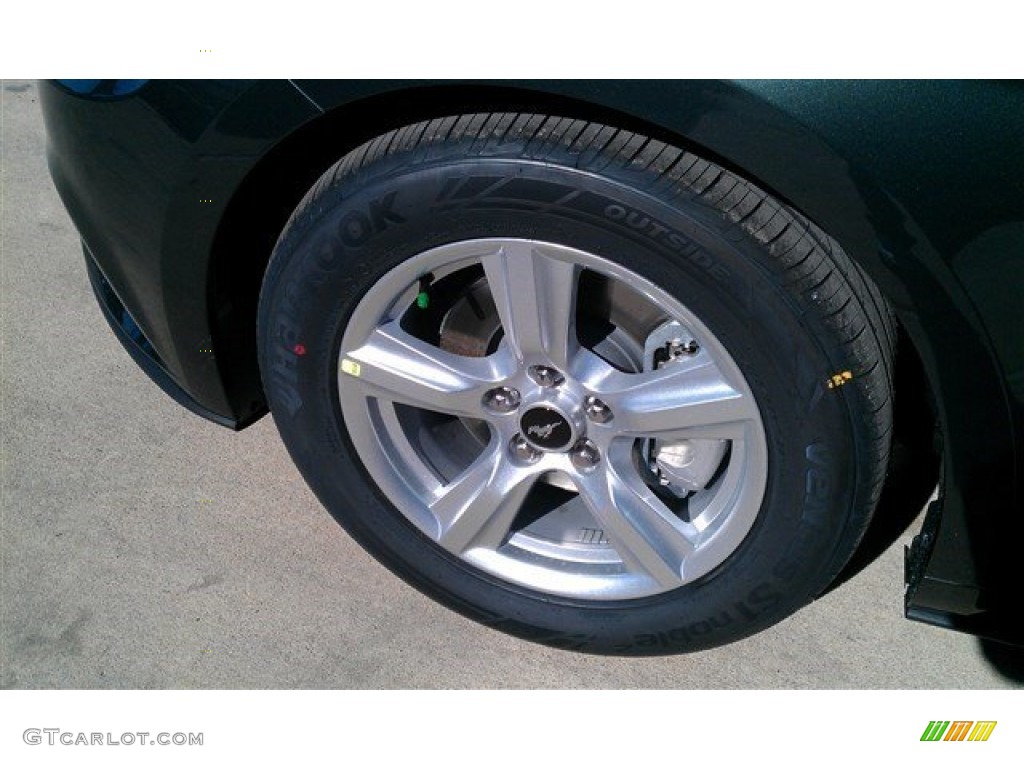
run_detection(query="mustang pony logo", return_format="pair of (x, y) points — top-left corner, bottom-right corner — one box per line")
(527, 422), (560, 440)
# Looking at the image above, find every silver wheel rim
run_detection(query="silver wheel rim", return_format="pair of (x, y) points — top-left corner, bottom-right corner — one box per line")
(337, 239), (768, 600)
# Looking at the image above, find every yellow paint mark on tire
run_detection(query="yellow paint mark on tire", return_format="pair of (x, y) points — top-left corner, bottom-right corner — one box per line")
(826, 370), (854, 389)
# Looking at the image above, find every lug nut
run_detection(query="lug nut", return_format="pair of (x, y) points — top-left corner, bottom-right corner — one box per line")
(528, 365), (565, 388)
(483, 386), (521, 413)
(510, 434), (543, 464)
(584, 396), (613, 424)
(571, 439), (601, 471)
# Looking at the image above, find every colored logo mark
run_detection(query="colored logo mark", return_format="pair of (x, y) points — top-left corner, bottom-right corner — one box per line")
(920, 721), (996, 742)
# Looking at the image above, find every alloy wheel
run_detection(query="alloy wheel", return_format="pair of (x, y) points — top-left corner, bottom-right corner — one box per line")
(337, 238), (768, 600)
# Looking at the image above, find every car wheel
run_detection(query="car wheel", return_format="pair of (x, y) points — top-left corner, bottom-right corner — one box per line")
(257, 113), (894, 654)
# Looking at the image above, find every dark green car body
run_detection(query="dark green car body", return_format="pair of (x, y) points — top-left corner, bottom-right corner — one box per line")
(40, 79), (1024, 644)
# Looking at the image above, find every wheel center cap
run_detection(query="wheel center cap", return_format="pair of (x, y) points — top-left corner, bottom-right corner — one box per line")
(520, 407), (575, 452)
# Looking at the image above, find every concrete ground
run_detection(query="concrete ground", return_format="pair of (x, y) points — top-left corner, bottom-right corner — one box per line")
(2, 79), (1020, 689)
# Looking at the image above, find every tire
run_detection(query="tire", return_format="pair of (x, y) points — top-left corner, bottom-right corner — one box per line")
(257, 113), (894, 654)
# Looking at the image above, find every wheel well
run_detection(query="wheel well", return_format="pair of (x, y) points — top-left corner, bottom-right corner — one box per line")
(208, 84), (694, 426)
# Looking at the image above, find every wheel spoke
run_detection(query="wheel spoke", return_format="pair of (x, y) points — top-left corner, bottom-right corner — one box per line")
(589, 358), (758, 441)
(686, 446), (747, 532)
(574, 444), (696, 589)
(429, 443), (537, 554)
(480, 240), (580, 369)
(342, 321), (515, 419)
